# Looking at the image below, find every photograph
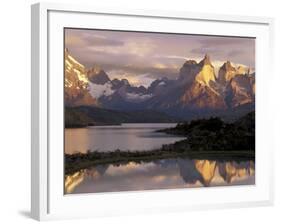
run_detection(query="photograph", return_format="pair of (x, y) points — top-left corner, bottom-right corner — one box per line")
(64, 28), (255, 194)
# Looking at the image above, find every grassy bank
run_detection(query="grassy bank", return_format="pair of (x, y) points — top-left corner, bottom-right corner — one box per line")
(65, 148), (254, 175)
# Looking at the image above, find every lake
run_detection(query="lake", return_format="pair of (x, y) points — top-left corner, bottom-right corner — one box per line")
(65, 158), (255, 194)
(64, 123), (255, 194)
(65, 123), (186, 154)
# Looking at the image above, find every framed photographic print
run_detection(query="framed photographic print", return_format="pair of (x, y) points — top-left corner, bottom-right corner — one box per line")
(31, 2), (274, 221)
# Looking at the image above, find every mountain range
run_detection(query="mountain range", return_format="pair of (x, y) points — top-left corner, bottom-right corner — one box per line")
(65, 49), (255, 120)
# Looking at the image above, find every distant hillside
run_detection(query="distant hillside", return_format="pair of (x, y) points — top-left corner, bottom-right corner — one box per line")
(65, 108), (92, 128)
(65, 106), (180, 128)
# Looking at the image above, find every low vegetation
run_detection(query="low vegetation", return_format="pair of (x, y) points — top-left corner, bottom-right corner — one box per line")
(157, 111), (255, 152)
(65, 148), (254, 175)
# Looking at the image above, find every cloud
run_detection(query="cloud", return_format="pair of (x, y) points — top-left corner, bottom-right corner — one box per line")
(85, 38), (156, 59)
(82, 34), (123, 46)
(154, 55), (188, 61)
(65, 29), (255, 87)
(227, 50), (245, 57)
(106, 64), (179, 79)
(65, 29), (124, 47)
(191, 47), (222, 55)
(188, 36), (255, 66)
(197, 36), (254, 47)
(125, 92), (153, 102)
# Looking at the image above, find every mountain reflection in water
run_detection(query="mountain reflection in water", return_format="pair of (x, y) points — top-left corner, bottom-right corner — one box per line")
(65, 158), (255, 194)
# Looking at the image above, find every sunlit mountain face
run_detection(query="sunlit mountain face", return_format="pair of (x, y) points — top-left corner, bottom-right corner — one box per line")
(64, 50), (98, 107)
(64, 51), (255, 119)
(65, 159), (255, 194)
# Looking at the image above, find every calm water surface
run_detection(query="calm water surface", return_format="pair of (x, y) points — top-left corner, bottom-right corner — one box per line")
(64, 123), (255, 194)
(65, 158), (255, 194)
(65, 123), (185, 154)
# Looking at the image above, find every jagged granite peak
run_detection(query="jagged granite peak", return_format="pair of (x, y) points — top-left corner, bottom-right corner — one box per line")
(195, 64), (216, 87)
(178, 59), (201, 84)
(218, 60), (237, 83)
(224, 61), (235, 70)
(181, 81), (226, 110)
(111, 78), (123, 89)
(138, 85), (147, 92)
(236, 65), (250, 75)
(65, 49), (85, 72)
(198, 54), (212, 67)
(225, 75), (254, 108)
(177, 54), (223, 109)
(147, 78), (173, 95)
(87, 66), (110, 85)
(64, 50), (97, 106)
(121, 79), (130, 85)
(179, 55), (216, 86)
(195, 55), (216, 87)
(183, 59), (198, 66)
(65, 49), (88, 88)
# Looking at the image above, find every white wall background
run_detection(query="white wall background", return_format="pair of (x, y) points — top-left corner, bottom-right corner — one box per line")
(0, 0), (280, 223)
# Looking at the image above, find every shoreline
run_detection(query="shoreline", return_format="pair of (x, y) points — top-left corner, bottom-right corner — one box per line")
(65, 121), (179, 129)
(65, 149), (254, 175)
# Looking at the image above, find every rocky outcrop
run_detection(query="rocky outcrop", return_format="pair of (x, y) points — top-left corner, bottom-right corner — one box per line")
(181, 82), (226, 109)
(225, 74), (255, 108)
(87, 65), (110, 85)
(218, 61), (237, 83)
(64, 49), (98, 106)
(180, 55), (226, 110)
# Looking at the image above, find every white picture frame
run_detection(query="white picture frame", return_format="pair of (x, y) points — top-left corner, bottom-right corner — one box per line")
(31, 2), (274, 221)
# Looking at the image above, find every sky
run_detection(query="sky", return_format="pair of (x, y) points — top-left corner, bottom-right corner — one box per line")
(65, 28), (255, 87)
